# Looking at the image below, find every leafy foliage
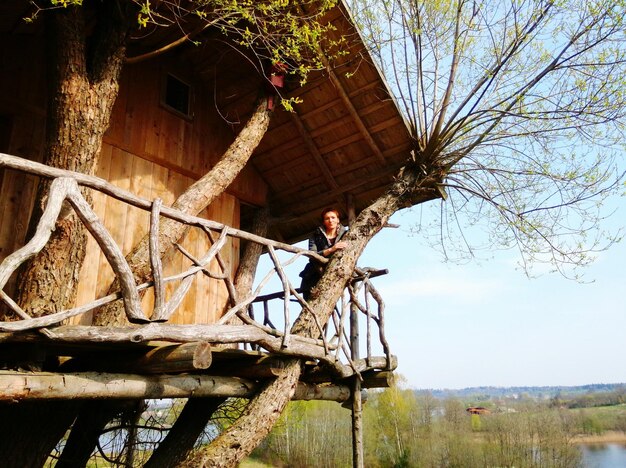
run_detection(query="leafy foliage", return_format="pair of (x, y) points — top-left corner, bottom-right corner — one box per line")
(253, 381), (607, 467)
(131, 0), (339, 79)
(349, 0), (626, 276)
(256, 400), (352, 467)
(67, 386), (623, 466)
(28, 0), (342, 108)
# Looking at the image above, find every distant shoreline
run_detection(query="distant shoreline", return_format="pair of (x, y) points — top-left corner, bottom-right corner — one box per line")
(574, 431), (626, 444)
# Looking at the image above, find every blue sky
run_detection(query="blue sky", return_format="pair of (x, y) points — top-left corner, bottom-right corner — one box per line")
(358, 200), (626, 390)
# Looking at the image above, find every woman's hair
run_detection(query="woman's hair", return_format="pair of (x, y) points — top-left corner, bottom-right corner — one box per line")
(320, 207), (341, 221)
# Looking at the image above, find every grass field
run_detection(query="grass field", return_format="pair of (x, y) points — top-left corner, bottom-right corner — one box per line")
(568, 403), (626, 437)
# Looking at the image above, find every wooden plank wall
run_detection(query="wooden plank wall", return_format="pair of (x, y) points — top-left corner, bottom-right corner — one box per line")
(74, 144), (240, 325)
(0, 41), (265, 325)
(102, 58), (267, 207)
(0, 33), (46, 303)
(73, 56), (249, 325)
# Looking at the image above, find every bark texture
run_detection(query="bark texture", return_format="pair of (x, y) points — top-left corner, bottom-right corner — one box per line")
(233, 206), (270, 300)
(17, 3), (130, 317)
(0, 401), (79, 468)
(60, 104), (272, 464)
(93, 99), (272, 326)
(55, 400), (132, 468)
(0, 3), (131, 464)
(293, 164), (439, 337)
(145, 398), (227, 468)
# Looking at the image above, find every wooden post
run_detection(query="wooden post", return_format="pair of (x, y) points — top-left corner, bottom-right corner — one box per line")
(350, 298), (364, 468)
(347, 194), (364, 468)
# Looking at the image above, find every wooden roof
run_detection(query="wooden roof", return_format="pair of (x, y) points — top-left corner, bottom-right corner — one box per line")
(2, 1), (414, 245)
(173, 2), (414, 243)
(257, 5), (414, 243)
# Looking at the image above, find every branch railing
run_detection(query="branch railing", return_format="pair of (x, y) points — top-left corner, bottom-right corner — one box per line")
(249, 268), (391, 375)
(0, 153), (394, 374)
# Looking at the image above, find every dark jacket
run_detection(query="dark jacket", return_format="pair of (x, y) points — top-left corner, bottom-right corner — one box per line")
(308, 224), (348, 255)
(299, 224), (348, 298)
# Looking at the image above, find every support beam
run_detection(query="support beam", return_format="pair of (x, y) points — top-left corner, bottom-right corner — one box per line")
(290, 112), (339, 190)
(0, 371), (351, 402)
(323, 60), (386, 163)
(0, 326), (396, 380)
(67, 341), (214, 374)
(361, 371), (395, 389)
(350, 292), (364, 468)
(0, 324), (331, 359)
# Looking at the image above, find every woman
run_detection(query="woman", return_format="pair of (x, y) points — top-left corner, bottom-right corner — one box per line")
(299, 208), (348, 299)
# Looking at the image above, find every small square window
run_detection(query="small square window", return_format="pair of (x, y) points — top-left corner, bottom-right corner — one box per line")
(163, 74), (192, 118)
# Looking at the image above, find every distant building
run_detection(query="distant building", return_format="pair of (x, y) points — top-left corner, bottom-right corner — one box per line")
(466, 406), (490, 415)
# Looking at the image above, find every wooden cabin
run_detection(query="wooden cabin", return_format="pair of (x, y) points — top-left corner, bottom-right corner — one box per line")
(0, 1), (412, 328)
(0, 1), (411, 400)
(466, 406), (491, 415)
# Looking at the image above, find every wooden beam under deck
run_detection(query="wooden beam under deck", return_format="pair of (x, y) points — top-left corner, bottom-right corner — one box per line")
(0, 371), (353, 402)
(0, 363), (394, 402)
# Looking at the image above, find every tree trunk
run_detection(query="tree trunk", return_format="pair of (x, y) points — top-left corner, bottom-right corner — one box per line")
(0, 401), (79, 468)
(0, 4), (131, 464)
(93, 98), (273, 326)
(228, 204), (270, 325)
(60, 105), (272, 463)
(17, 3), (129, 317)
(55, 400), (133, 468)
(292, 164), (438, 338)
(180, 358), (302, 467)
(181, 164), (439, 467)
(233, 205), (270, 300)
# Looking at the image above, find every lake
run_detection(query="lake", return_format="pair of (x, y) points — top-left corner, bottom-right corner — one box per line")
(580, 443), (626, 467)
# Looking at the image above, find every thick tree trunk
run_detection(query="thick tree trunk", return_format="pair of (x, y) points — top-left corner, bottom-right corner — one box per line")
(55, 400), (133, 468)
(61, 105), (272, 463)
(17, 3), (129, 317)
(93, 99), (272, 326)
(292, 164), (437, 337)
(0, 4), (131, 465)
(233, 205), (270, 299)
(0, 401), (80, 468)
(228, 204), (270, 325)
(181, 165), (438, 467)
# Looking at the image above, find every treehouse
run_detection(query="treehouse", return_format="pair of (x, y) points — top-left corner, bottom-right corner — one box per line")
(0, 1), (413, 463)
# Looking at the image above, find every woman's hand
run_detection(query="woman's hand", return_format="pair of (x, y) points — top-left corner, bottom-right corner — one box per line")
(330, 241), (347, 254)
(324, 241), (347, 256)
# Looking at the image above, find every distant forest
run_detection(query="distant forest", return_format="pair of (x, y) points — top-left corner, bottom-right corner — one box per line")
(420, 383), (626, 401)
(251, 381), (626, 467)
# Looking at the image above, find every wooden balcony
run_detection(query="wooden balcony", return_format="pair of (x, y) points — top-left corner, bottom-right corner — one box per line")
(0, 152), (395, 403)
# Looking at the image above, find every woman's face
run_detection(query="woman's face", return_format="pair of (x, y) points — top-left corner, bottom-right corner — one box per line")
(322, 211), (340, 232)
